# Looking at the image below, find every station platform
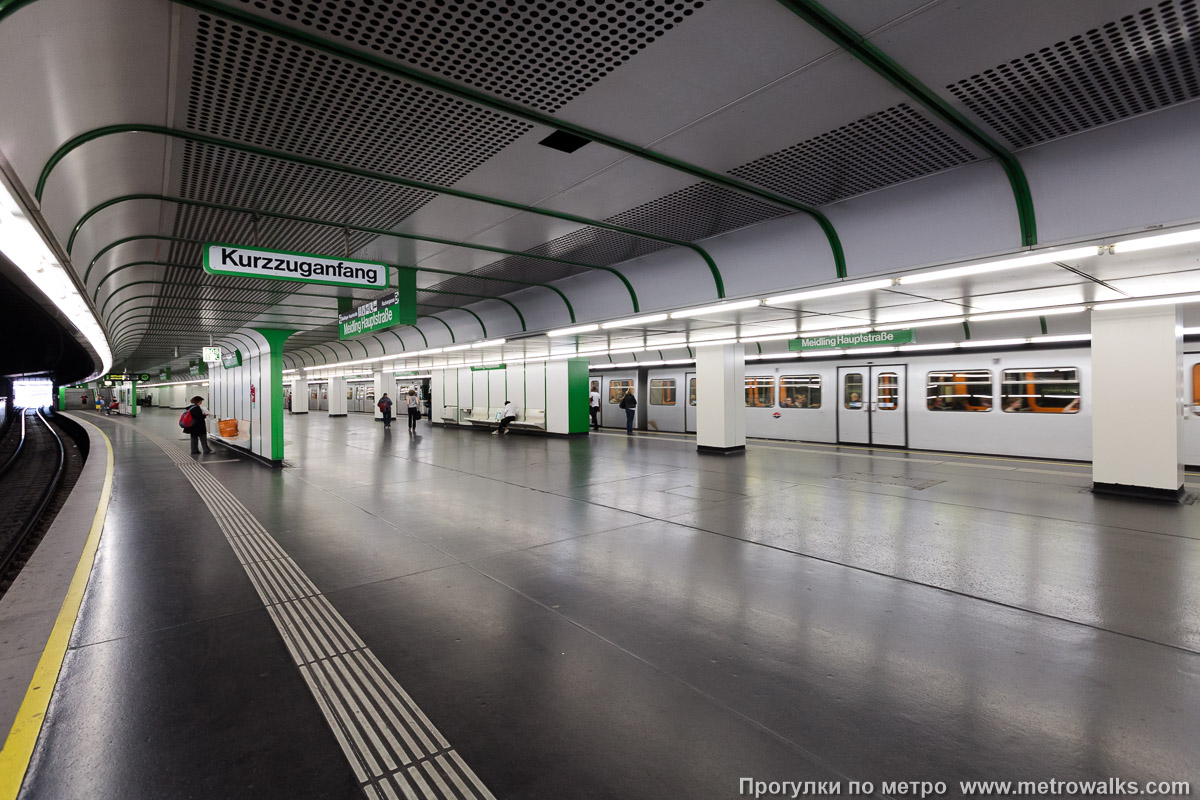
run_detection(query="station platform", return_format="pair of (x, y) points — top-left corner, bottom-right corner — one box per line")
(8, 408), (1200, 798)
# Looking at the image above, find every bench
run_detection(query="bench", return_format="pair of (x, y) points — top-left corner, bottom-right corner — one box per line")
(510, 409), (546, 430)
(465, 407), (502, 427)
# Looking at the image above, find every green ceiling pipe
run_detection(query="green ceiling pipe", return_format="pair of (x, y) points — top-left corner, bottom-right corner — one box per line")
(39, 126), (723, 295)
(176, 0), (845, 278)
(0, 0), (37, 22)
(69, 194), (638, 311)
(87, 233), (577, 321)
(774, 0), (1037, 247)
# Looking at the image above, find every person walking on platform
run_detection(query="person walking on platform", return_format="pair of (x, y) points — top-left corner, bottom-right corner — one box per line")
(406, 389), (420, 433)
(494, 400), (517, 435)
(378, 392), (393, 430)
(185, 396), (213, 454)
(589, 381), (601, 431)
(619, 388), (637, 435)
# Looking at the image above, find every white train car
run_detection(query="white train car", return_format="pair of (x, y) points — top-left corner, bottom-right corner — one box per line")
(592, 345), (1200, 465)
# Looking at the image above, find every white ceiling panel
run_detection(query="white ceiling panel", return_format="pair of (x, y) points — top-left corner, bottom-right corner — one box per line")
(557, 0), (840, 144)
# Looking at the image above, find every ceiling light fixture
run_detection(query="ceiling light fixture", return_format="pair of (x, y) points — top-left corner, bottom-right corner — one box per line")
(471, 339), (506, 348)
(1110, 227), (1200, 254)
(898, 246), (1098, 285)
(601, 313), (669, 329)
(669, 299), (762, 319)
(1094, 294), (1200, 311)
(873, 317), (965, 331)
(547, 323), (600, 337)
(765, 279), (893, 305)
(967, 305), (1085, 323)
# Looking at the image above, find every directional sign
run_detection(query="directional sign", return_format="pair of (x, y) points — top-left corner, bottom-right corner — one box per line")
(204, 242), (389, 290)
(105, 372), (151, 382)
(789, 329), (915, 351)
(338, 282), (417, 339)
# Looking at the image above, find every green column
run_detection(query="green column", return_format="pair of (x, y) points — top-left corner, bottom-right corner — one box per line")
(567, 358), (591, 434)
(253, 328), (295, 462)
(130, 381), (138, 417)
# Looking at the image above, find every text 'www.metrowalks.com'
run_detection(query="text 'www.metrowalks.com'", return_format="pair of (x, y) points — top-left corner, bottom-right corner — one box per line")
(739, 778), (1192, 798)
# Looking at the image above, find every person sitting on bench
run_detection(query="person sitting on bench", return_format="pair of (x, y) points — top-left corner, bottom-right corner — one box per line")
(493, 400), (517, 435)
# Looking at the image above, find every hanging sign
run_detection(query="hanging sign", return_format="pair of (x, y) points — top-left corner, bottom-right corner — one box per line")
(338, 286), (416, 339)
(470, 364), (506, 371)
(789, 329), (915, 351)
(104, 373), (151, 382)
(222, 349), (242, 369)
(201, 345), (222, 363)
(203, 243), (389, 290)
(158, 369), (170, 381)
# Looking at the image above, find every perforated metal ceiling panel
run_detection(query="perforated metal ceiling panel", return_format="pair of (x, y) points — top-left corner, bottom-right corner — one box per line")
(230, 0), (708, 113)
(728, 103), (979, 206)
(183, 12), (534, 181)
(945, 0), (1200, 148)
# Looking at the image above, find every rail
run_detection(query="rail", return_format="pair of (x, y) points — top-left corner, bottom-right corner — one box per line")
(0, 408), (67, 580)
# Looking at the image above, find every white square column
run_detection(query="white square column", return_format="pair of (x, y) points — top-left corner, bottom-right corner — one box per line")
(328, 376), (348, 417)
(373, 367), (386, 422)
(695, 342), (745, 455)
(169, 384), (187, 408)
(1091, 304), (1184, 500)
(290, 378), (308, 413)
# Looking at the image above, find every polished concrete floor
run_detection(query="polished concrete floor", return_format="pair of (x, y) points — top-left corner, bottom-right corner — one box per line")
(18, 409), (1200, 798)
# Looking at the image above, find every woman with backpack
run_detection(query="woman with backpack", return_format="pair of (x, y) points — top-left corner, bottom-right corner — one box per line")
(180, 396), (213, 454)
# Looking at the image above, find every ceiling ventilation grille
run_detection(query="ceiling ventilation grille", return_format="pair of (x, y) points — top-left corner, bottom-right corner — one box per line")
(187, 15), (532, 184)
(728, 103), (978, 206)
(231, 0), (707, 113)
(946, 0), (1200, 149)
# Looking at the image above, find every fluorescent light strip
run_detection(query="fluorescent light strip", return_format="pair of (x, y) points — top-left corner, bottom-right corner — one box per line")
(1095, 293), (1200, 311)
(898, 246), (1098, 285)
(967, 305), (1085, 322)
(799, 326), (871, 336)
(691, 338), (740, 348)
(1111, 227), (1200, 254)
(0, 179), (112, 377)
(765, 278), (892, 305)
(443, 344), (472, 352)
(1031, 334), (1091, 343)
(899, 343), (959, 352)
(547, 323), (599, 337)
(601, 313), (668, 329)
(670, 299), (761, 319)
(958, 338), (1028, 348)
(471, 339), (506, 348)
(739, 333), (797, 343)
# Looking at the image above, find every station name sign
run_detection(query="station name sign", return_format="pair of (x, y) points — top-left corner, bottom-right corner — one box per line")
(203, 243), (389, 290)
(470, 364), (506, 371)
(105, 372), (151, 382)
(789, 329), (915, 351)
(338, 286), (416, 338)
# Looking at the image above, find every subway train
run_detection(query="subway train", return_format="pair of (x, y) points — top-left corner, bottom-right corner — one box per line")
(589, 345), (1200, 465)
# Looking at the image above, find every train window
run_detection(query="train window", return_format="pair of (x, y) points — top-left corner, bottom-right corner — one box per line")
(844, 373), (864, 409)
(745, 377), (775, 408)
(927, 370), (992, 411)
(779, 375), (821, 408)
(1001, 368), (1080, 413)
(609, 379), (633, 404)
(877, 373), (899, 411)
(650, 379), (676, 405)
(689, 377), (696, 406)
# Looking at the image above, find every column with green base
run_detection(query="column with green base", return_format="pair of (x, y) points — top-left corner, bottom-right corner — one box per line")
(546, 357), (591, 435)
(253, 328), (295, 463)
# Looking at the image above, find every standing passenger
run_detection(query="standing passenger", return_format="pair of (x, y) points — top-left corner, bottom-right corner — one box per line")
(378, 392), (393, 430)
(619, 389), (637, 435)
(406, 389), (420, 433)
(187, 396), (213, 454)
(589, 381), (601, 431)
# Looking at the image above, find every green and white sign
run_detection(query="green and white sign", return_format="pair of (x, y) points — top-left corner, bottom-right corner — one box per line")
(201, 345), (222, 363)
(204, 242), (389, 290)
(222, 349), (242, 369)
(789, 329), (915, 351)
(338, 288), (416, 338)
(105, 372), (152, 382)
(470, 364), (506, 371)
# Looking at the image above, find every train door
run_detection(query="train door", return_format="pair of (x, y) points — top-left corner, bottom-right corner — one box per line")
(589, 377), (603, 428)
(684, 372), (696, 433)
(837, 365), (907, 446)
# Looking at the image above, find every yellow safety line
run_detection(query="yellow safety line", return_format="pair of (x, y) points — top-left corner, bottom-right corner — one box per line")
(0, 420), (113, 800)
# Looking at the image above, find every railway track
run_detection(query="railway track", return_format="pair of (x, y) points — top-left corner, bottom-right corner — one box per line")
(0, 407), (66, 587)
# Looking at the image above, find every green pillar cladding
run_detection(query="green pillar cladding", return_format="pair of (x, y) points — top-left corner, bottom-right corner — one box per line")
(567, 358), (591, 434)
(253, 328), (295, 462)
(130, 382), (138, 417)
